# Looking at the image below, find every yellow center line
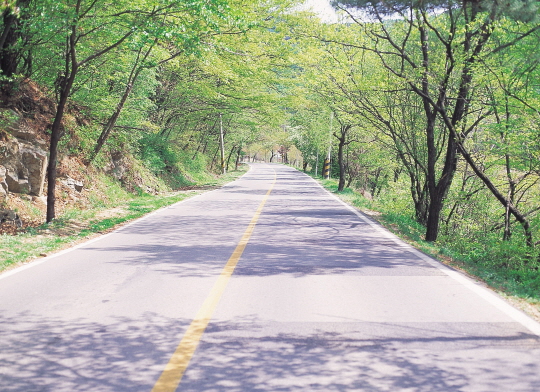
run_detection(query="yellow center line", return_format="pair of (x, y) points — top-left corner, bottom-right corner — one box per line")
(151, 170), (277, 392)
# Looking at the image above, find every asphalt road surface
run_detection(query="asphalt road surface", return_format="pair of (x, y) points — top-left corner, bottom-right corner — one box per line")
(1, 163), (540, 392)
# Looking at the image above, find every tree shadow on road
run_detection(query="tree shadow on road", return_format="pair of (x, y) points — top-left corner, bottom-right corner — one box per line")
(0, 311), (191, 392)
(179, 317), (540, 391)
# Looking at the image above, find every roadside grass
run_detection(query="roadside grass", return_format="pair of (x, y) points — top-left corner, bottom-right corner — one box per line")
(316, 175), (540, 310)
(0, 166), (248, 273)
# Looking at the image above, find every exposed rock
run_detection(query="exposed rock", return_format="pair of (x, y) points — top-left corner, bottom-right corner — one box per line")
(104, 151), (127, 181)
(7, 124), (34, 142)
(7, 118), (46, 147)
(21, 146), (47, 195)
(32, 195), (47, 206)
(62, 176), (84, 192)
(0, 209), (22, 228)
(0, 165), (7, 200)
(0, 111), (48, 196)
(5, 170), (29, 194)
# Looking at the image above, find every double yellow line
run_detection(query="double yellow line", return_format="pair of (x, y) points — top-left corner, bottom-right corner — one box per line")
(152, 171), (277, 392)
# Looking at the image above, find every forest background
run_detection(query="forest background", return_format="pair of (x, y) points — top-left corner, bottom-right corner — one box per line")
(0, 0), (539, 310)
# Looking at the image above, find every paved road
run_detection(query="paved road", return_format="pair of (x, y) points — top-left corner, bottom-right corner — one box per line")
(1, 163), (539, 392)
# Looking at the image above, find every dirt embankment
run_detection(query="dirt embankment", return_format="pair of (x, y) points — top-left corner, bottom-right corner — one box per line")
(0, 79), (197, 236)
(0, 80), (97, 234)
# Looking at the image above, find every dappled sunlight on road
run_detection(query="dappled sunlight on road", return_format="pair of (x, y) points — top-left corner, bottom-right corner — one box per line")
(0, 312), (190, 392)
(2, 164), (540, 391)
(179, 316), (540, 392)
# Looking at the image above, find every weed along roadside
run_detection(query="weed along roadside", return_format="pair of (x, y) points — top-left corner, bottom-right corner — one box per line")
(0, 167), (248, 274)
(312, 174), (540, 324)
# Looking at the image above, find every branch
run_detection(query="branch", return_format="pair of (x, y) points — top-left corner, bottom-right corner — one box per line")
(78, 30), (134, 67)
(490, 25), (540, 56)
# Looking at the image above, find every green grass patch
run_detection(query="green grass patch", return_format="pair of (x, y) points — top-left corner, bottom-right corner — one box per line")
(0, 234), (72, 271)
(0, 165), (248, 273)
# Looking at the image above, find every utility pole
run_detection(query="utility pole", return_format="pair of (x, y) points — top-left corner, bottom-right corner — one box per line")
(219, 113), (226, 174)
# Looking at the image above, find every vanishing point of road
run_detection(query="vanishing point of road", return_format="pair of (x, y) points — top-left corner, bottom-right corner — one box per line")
(1, 163), (539, 391)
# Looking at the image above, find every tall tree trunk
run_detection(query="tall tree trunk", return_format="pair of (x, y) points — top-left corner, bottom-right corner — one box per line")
(225, 144), (236, 172)
(210, 147), (219, 171)
(337, 139), (346, 191)
(89, 41), (156, 163)
(45, 0), (133, 222)
(235, 145), (242, 170)
(425, 137), (458, 241)
(47, 33), (78, 222)
(0, 0), (30, 78)
(455, 136), (534, 250)
(335, 124), (350, 192)
(90, 79), (135, 161)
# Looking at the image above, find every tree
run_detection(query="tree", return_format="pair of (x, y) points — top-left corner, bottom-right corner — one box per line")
(328, 0), (540, 241)
(41, 0), (162, 221)
(88, 0), (242, 162)
(0, 0), (31, 78)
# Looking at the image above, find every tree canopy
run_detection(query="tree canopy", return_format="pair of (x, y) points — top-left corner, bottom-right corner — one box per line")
(1, 0), (540, 277)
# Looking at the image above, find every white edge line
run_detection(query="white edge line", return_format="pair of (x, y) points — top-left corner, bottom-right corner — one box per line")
(303, 171), (540, 337)
(0, 166), (254, 282)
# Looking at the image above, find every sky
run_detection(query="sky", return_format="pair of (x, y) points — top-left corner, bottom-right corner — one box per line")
(300, 0), (340, 23)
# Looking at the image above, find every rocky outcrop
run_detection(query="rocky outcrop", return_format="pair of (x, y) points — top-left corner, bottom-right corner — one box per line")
(106, 151), (127, 181)
(0, 165), (8, 199)
(5, 167), (29, 194)
(0, 110), (48, 197)
(0, 209), (22, 227)
(8, 121), (47, 147)
(61, 176), (83, 192)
